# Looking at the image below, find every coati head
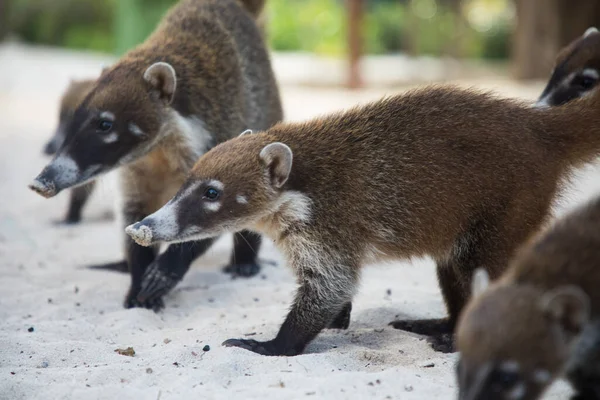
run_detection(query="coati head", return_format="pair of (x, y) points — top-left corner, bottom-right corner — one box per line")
(455, 270), (590, 400)
(43, 79), (96, 156)
(124, 133), (299, 247)
(29, 61), (179, 198)
(537, 27), (600, 107)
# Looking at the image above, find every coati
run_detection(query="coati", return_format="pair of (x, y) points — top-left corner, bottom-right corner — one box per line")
(455, 195), (600, 400)
(29, 0), (283, 310)
(44, 78), (97, 224)
(537, 27), (600, 107)
(125, 82), (600, 356)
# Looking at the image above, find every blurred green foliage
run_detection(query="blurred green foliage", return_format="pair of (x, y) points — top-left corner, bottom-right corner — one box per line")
(4, 0), (511, 59)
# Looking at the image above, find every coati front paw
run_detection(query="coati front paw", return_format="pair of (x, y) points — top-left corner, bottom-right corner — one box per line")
(124, 289), (165, 312)
(327, 302), (352, 329)
(389, 318), (452, 336)
(223, 262), (261, 278)
(222, 338), (301, 356)
(427, 333), (455, 353)
(137, 263), (181, 304)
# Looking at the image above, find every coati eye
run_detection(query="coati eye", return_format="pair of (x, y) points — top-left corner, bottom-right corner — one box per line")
(572, 73), (598, 89)
(204, 187), (221, 201)
(97, 119), (113, 132)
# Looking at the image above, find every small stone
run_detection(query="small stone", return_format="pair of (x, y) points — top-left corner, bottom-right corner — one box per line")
(74, 286), (79, 294)
(421, 362), (435, 368)
(386, 289), (392, 296)
(404, 384), (413, 392)
(191, 351), (198, 356)
(146, 368), (153, 374)
(114, 347), (135, 357)
(163, 338), (171, 344)
(202, 345), (210, 352)
(38, 361), (49, 368)
(173, 362), (179, 366)
(75, 303), (81, 307)
(10, 372), (15, 375)
(27, 327), (34, 333)
(47, 298), (52, 304)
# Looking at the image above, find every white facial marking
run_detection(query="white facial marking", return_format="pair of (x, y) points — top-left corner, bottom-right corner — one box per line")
(129, 123), (145, 137)
(236, 195), (248, 204)
(500, 361), (520, 373)
(582, 68), (600, 80)
(584, 27), (599, 38)
(239, 129), (253, 136)
(207, 180), (224, 191)
(99, 111), (115, 121)
(508, 382), (526, 400)
(102, 132), (119, 144)
(533, 369), (551, 384)
(204, 201), (222, 212)
(52, 155), (80, 186)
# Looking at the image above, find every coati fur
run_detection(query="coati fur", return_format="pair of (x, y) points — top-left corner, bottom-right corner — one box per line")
(44, 78), (98, 225)
(456, 196), (600, 400)
(538, 27), (600, 107)
(126, 83), (600, 356)
(29, 0), (283, 310)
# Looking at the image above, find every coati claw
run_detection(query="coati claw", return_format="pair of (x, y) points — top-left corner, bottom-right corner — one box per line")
(137, 263), (181, 303)
(223, 262), (261, 277)
(389, 318), (453, 336)
(87, 260), (129, 274)
(222, 338), (293, 356)
(124, 291), (165, 312)
(427, 333), (455, 353)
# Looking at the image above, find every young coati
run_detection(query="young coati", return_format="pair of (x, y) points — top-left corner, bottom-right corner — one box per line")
(44, 78), (97, 224)
(537, 27), (600, 107)
(125, 82), (600, 356)
(29, 0), (283, 310)
(455, 196), (600, 400)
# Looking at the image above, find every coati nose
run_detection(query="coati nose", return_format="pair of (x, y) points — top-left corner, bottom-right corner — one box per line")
(125, 220), (155, 247)
(28, 177), (57, 198)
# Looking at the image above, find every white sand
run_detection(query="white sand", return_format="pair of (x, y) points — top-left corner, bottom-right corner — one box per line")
(2, 43), (599, 399)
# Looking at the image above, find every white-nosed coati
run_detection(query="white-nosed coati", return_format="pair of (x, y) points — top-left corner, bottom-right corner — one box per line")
(125, 79), (600, 356)
(455, 195), (600, 400)
(44, 78), (98, 224)
(537, 27), (600, 107)
(29, 0), (283, 310)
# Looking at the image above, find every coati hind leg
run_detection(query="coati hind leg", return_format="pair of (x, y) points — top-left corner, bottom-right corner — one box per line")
(136, 238), (216, 306)
(223, 230), (262, 277)
(224, 248), (359, 356)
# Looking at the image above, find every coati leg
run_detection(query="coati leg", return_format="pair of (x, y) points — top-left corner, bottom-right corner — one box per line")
(62, 181), (95, 224)
(327, 302), (352, 330)
(223, 230), (262, 277)
(223, 250), (359, 356)
(136, 238), (216, 304)
(123, 205), (161, 310)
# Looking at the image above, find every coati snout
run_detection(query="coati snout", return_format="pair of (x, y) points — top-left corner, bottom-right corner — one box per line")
(29, 62), (176, 197)
(127, 139), (294, 247)
(537, 27), (600, 107)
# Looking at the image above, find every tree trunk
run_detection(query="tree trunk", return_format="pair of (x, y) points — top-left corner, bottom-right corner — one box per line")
(513, 0), (600, 80)
(347, 0), (364, 89)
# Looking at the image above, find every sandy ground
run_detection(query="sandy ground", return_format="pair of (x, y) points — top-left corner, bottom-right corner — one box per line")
(2, 43), (600, 400)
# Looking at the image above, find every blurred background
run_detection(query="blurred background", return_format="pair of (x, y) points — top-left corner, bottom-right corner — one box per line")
(1, 0), (599, 88)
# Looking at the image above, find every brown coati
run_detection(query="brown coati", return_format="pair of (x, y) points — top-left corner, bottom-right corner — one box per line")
(125, 82), (600, 356)
(29, 0), (283, 310)
(44, 78), (98, 225)
(537, 27), (600, 107)
(455, 195), (600, 400)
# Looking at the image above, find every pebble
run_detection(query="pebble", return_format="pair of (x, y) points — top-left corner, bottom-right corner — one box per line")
(202, 345), (210, 352)
(28, 327), (34, 333)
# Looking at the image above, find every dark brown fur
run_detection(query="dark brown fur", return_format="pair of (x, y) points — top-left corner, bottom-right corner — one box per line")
(456, 196), (600, 399)
(129, 84), (600, 356)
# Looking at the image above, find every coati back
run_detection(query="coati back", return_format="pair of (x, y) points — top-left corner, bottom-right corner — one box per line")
(456, 196), (600, 400)
(43, 78), (100, 225)
(538, 27), (600, 107)
(126, 83), (600, 356)
(30, 0), (282, 309)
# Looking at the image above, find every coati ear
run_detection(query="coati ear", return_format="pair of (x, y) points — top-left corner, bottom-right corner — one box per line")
(259, 142), (293, 189)
(541, 285), (590, 339)
(100, 64), (110, 75)
(239, 129), (253, 137)
(471, 268), (490, 297)
(584, 27), (599, 38)
(143, 62), (177, 104)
